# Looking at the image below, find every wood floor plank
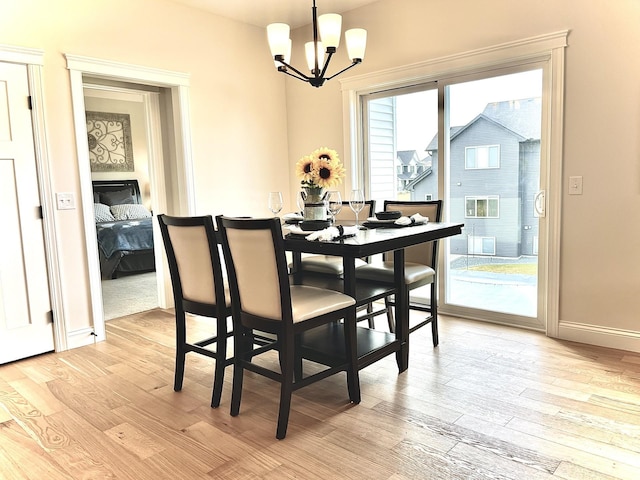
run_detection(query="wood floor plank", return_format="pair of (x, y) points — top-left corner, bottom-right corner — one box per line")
(2, 311), (640, 479)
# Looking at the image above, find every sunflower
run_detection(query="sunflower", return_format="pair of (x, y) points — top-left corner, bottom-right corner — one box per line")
(311, 147), (340, 164)
(296, 147), (346, 188)
(295, 155), (316, 183)
(314, 157), (346, 188)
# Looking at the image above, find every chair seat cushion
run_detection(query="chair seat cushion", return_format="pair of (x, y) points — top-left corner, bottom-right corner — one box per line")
(300, 255), (367, 275)
(290, 286), (355, 322)
(355, 261), (435, 286)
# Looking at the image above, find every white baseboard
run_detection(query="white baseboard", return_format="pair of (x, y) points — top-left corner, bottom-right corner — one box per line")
(557, 321), (640, 354)
(66, 327), (104, 350)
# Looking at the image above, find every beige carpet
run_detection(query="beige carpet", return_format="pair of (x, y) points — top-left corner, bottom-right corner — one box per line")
(101, 271), (158, 320)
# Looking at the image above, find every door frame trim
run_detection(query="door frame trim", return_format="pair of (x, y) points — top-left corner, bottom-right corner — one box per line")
(0, 44), (67, 351)
(66, 54), (195, 346)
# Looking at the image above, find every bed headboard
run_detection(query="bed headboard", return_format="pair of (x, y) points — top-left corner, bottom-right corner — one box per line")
(92, 179), (142, 205)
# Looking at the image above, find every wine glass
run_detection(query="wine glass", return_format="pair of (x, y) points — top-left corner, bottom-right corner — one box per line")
(349, 189), (365, 229)
(268, 191), (283, 216)
(325, 191), (342, 224)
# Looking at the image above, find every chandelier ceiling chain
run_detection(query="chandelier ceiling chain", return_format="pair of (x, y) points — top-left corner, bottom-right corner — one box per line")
(266, 0), (367, 88)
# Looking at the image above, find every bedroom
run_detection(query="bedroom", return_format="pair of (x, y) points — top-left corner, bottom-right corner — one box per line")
(85, 85), (160, 320)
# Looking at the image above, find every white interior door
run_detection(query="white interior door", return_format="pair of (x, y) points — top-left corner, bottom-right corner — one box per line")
(0, 61), (54, 363)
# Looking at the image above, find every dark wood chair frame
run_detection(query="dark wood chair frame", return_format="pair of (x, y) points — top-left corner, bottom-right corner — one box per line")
(157, 214), (233, 408)
(217, 215), (360, 440)
(378, 200), (443, 346)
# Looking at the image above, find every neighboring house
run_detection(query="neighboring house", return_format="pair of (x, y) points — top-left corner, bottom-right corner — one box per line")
(408, 97), (541, 258)
(396, 150), (427, 190)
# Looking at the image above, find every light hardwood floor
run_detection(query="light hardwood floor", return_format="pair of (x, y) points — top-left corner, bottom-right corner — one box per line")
(1, 309), (640, 479)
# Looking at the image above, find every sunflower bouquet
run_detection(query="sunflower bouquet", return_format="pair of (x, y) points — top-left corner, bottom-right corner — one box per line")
(295, 147), (346, 190)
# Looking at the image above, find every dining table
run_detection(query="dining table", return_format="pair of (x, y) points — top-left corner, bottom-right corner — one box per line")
(284, 221), (464, 373)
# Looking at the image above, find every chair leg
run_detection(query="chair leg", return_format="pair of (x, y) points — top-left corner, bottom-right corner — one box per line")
(276, 333), (295, 440)
(343, 309), (361, 404)
(385, 297), (396, 333)
(174, 311), (187, 391)
(230, 326), (249, 417)
(210, 317), (228, 408)
(366, 303), (375, 329)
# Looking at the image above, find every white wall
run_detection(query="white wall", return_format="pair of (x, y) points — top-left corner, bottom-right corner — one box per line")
(285, 0), (640, 349)
(0, 0), (290, 336)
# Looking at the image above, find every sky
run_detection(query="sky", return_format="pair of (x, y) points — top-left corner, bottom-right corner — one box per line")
(396, 69), (543, 155)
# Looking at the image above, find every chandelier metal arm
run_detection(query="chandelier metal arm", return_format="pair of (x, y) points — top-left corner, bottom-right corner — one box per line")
(325, 58), (362, 81)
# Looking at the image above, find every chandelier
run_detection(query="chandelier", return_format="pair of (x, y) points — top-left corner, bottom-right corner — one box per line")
(266, 0), (367, 88)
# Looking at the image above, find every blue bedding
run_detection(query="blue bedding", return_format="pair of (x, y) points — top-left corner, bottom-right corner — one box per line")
(96, 217), (154, 259)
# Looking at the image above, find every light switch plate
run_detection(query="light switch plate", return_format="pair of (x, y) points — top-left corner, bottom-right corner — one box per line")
(56, 192), (76, 210)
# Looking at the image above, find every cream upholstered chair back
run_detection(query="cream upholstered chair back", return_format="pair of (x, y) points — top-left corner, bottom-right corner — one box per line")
(167, 224), (218, 305)
(224, 226), (284, 320)
(382, 201), (442, 266)
(158, 214), (228, 310)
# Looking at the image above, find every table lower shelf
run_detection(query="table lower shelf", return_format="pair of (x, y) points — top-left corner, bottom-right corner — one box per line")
(298, 322), (401, 371)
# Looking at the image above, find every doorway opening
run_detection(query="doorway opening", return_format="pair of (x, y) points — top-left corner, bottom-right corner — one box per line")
(67, 54), (195, 342)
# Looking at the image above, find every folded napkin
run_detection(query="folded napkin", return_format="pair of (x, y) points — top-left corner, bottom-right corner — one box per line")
(282, 212), (303, 221)
(304, 225), (359, 241)
(395, 213), (429, 226)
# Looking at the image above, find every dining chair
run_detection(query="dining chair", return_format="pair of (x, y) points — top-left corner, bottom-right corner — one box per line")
(217, 215), (360, 439)
(354, 200), (443, 346)
(157, 214), (233, 408)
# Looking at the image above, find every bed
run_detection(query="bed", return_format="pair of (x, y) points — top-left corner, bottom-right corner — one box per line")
(93, 180), (155, 279)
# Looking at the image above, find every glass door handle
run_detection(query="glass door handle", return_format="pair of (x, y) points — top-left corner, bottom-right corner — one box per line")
(534, 190), (546, 217)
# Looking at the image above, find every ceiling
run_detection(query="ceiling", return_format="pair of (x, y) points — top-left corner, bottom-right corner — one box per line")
(165, 0), (380, 28)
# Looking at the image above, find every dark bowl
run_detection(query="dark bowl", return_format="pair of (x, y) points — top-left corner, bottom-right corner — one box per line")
(300, 220), (331, 231)
(376, 211), (402, 220)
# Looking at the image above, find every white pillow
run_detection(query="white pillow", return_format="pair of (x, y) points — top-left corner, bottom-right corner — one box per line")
(94, 203), (115, 222)
(110, 204), (152, 220)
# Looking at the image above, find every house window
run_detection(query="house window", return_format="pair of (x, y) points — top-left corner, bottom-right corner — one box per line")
(468, 235), (496, 255)
(425, 194), (433, 200)
(465, 196), (499, 218)
(465, 145), (500, 169)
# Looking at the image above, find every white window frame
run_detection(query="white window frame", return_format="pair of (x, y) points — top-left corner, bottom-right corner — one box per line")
(465, 145), (500, 169)
(465, 195), (499, 218)
(468, 235), (497, 256)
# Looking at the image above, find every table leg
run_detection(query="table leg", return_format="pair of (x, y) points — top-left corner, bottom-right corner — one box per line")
(394, 249), (408, 372)
(291, 251), (302, 284)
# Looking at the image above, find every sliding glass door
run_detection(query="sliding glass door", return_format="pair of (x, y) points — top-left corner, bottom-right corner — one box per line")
(361, 67), (545, 329)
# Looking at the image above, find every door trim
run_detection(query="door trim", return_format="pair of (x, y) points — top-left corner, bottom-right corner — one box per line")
(0, 44), (67, 351)
(66, 54), (195, 347)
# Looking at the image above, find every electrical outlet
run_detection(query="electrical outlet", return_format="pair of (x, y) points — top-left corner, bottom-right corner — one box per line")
(56, 192), (76, 210)
(568, 176), (583, 195)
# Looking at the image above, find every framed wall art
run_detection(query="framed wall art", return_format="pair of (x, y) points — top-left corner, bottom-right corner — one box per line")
(86, 111), (134, 172)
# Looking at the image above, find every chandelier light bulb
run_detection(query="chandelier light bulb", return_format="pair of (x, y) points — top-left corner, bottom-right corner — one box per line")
(345, 28), (367, 61)
(318, 13), (342, 49)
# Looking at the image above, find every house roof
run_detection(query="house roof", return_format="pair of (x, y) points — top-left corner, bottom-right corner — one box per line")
(482, 97), (541, 140)
(424, 97), (541, 151)
(404, 164), (433, 190)
(397, 150), (419, 165)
